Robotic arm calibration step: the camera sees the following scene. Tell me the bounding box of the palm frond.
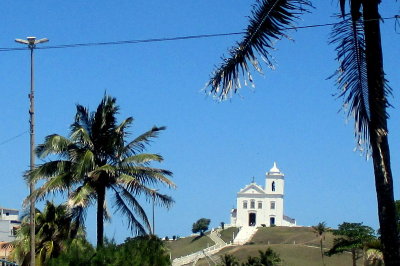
[69,206,87,238]
[35,134,73,158]
[121,153,164,165]
[74,104,92,136]
[330,15,370,151]
[69,124,94,149]
[68,183,95,208]
[75,149,95,178]
[206,0,312,100]
[119,165,175,188]
[27,160,73,183]
[25,173,73,206]
[122,126,166,155]
[112,186,148,235]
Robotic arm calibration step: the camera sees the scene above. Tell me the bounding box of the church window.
[258,202,262,209]
[250,200,255,209]
[243,201,248,209]
[270,201,276,210]
[272,181,275,191]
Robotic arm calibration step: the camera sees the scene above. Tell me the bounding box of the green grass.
[196,244,362,266]
[219,227,240,244]
[175,226,361,266]
[251,226,335,248]
[165,234,215,260]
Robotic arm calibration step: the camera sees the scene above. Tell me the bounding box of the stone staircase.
[233,226,258,245]
[172,229,228,266]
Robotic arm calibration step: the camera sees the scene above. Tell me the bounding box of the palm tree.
[10,201,82,265]
[312,222,327,266]
[258,248,281,265]
[27,95,175,247]
[219,254,239,266]
[206,1,399,264]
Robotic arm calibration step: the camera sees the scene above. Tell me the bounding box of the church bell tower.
[265,162,285,195]
[265,162,285,226]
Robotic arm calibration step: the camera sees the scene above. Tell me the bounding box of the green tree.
[49,235,171,266]
[326,222,375,266]
[312,222,328,266]
[257,248,281,266]
[206,1,399,264]
[192,218,211,236]
[28,95,175,247]
[10,201,83,265]
[219,254,239,266]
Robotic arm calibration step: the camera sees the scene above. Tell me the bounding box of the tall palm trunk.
[319,238,325,266]
[363,1,400,265]
[96,185,106,248]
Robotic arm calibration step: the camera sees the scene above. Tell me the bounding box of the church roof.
[238,183,265,195]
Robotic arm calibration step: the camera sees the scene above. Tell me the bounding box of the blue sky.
[0,1,399,244]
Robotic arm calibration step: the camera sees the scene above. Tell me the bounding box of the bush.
[49,236,171,266]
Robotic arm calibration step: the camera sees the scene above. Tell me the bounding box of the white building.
[0,207,20,242]
[230,163,296,227]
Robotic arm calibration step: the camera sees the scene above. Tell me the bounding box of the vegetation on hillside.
[312,221,328,266]
[326,222,376,266]
[48,235,170,266]
[192,218,211,236]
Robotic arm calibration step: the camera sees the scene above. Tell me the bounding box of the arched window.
[250,200,255,209]
[272,181,276,192]
[270,201,276,210]
[243,201,248,209]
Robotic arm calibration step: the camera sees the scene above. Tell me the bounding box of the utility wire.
[0,131,28,146]
[0,15,397,52]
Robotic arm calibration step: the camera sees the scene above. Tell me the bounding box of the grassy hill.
[167,226,362,266]
[165,233,215,260]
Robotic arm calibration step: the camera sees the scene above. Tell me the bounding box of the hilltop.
[166,226,361,266]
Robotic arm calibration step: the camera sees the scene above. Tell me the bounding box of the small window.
[243,201,248,209]
[5,212,9,216]
[250,200,255,209]
[272,181,275,192]
[258,202,262,209]
[270,201,276,210]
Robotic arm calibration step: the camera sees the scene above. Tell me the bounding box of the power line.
[0,15,397,52]
[0,131,28,146]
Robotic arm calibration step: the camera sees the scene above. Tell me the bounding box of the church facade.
[230,163,296,227]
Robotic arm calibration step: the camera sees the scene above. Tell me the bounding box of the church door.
[249,213,256,226]
[270,217,275,226]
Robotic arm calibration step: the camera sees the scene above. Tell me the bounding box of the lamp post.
[151,189,159,235]
[15,36,49,266]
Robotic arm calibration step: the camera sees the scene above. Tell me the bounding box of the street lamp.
[15,36,48,266]
[151,189,159,235]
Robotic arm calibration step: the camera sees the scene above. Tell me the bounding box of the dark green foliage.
[206,0,312,99]
[219,248,280,266]
[49,235,171,266]
[29,95,175,247]
[10,201,84,265]
[219,254,239,266]
[192,218,211,236]
[326,222,375,266]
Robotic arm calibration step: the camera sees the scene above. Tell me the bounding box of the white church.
[230,162,296,227]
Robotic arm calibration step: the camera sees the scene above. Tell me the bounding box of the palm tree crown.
[11,201,82,265]
[28,95,175,247]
